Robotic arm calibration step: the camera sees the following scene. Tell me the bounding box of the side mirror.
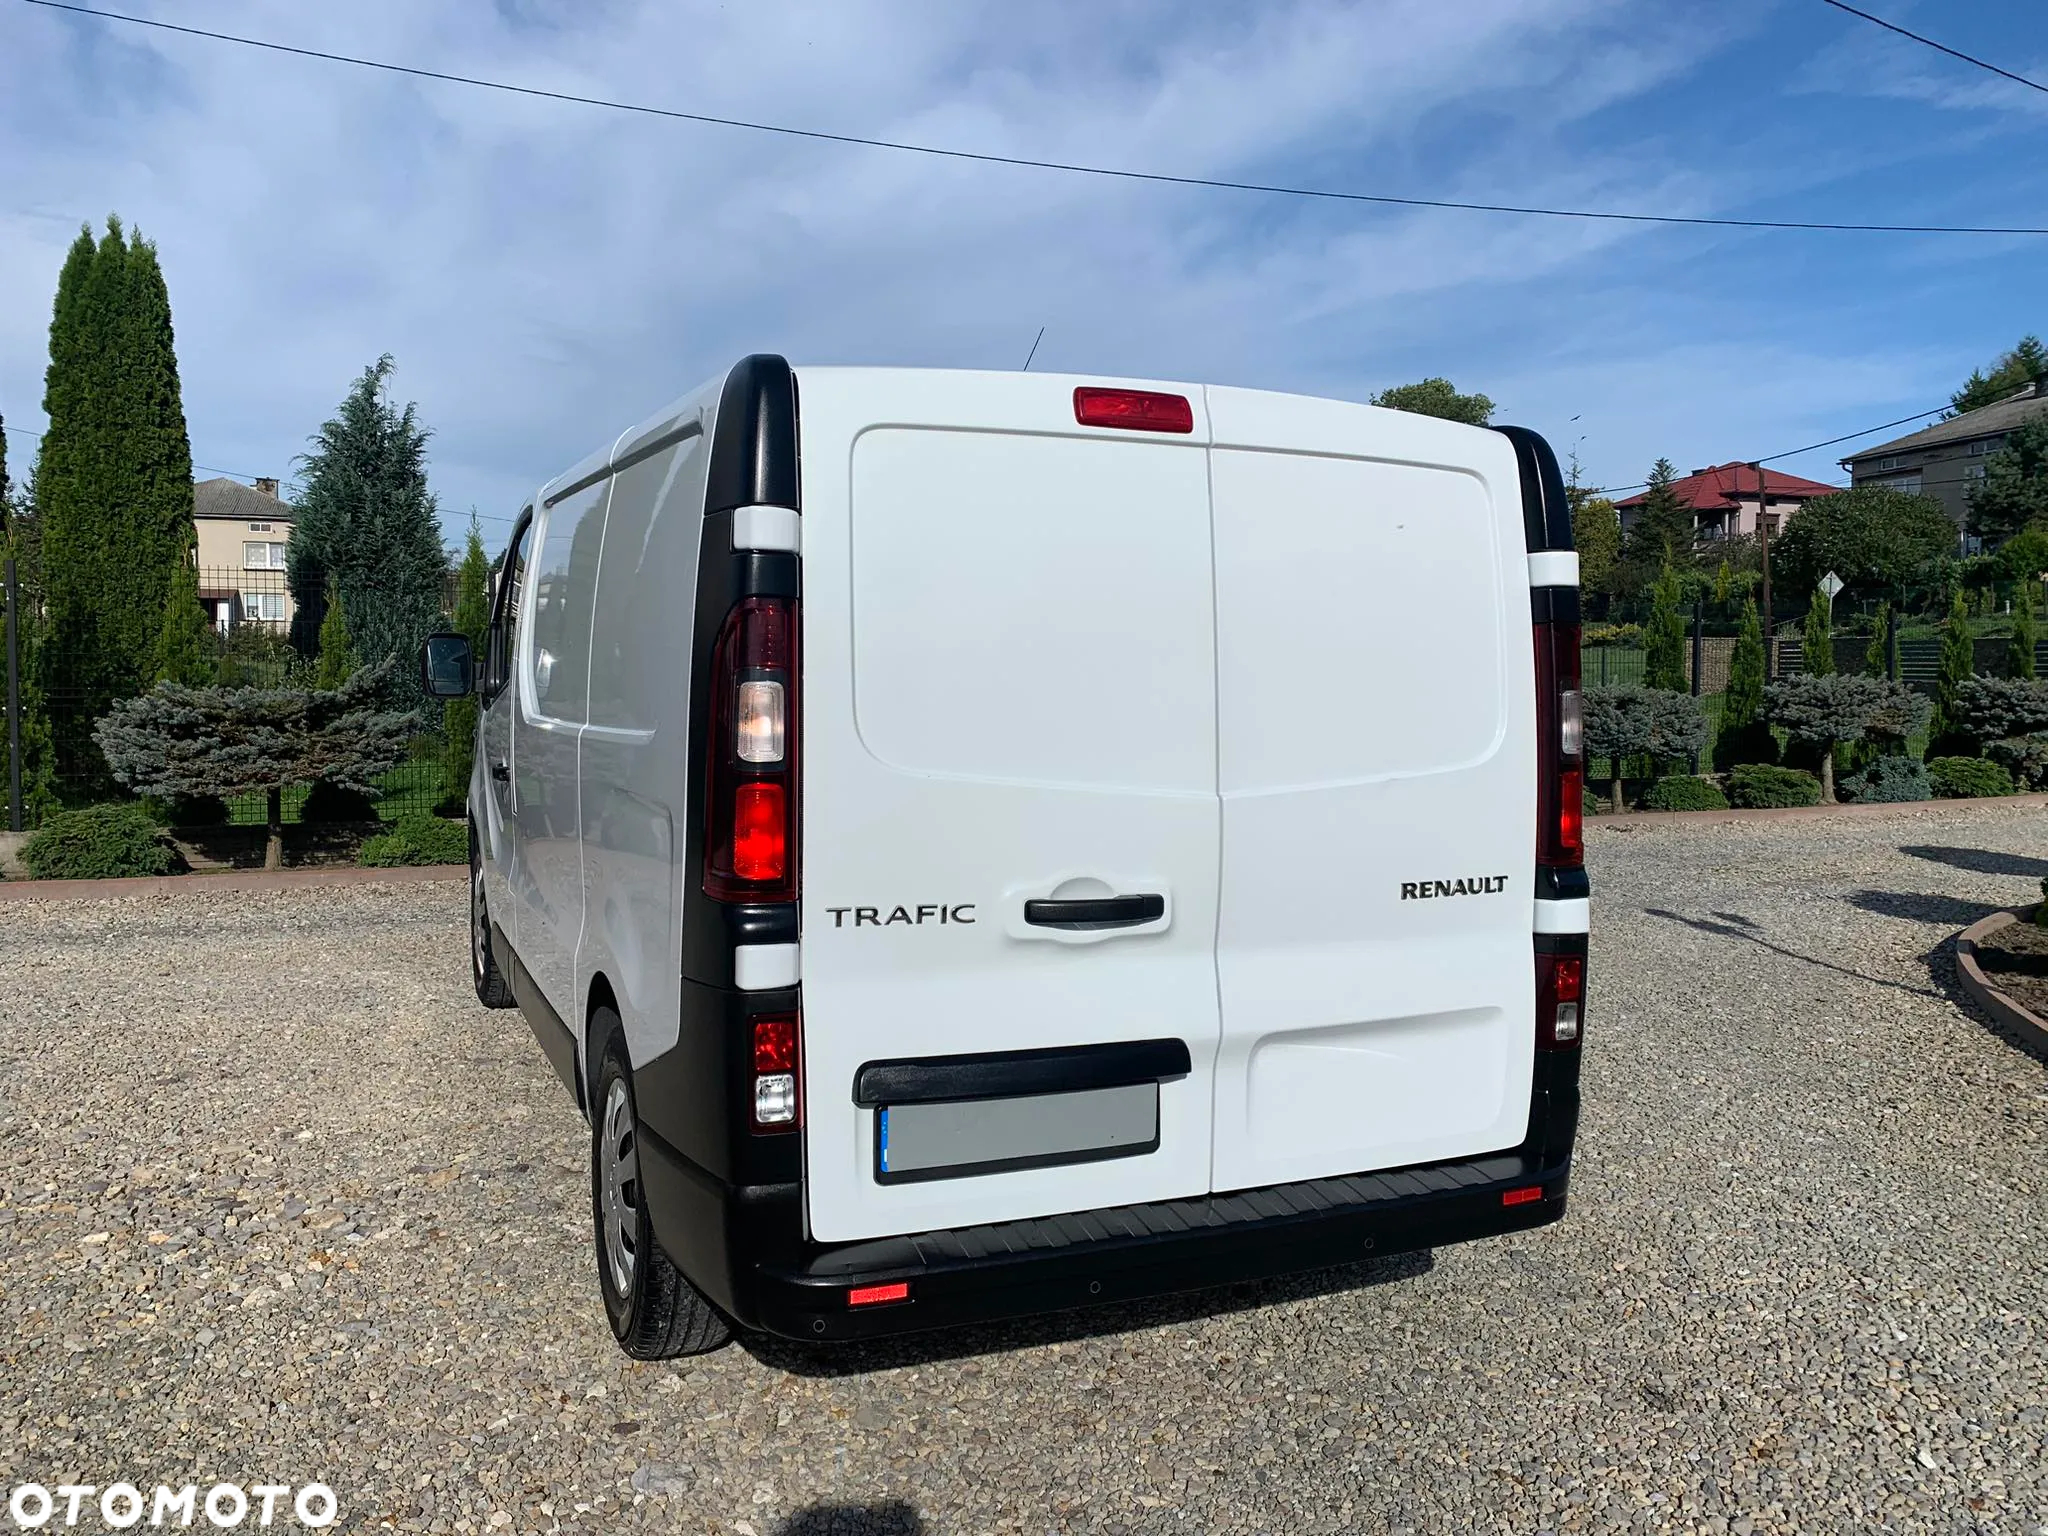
[420,632,474,698]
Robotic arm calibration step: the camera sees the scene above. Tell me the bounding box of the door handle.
[490,759,510,782]
[1023,894,1165,931]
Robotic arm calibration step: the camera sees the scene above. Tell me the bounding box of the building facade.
[1841,382,2048,543]
[193,476,295,631]
[1615,462,1837,543]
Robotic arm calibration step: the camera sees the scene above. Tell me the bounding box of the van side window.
[526,478,609,725]
[484,514,532,701]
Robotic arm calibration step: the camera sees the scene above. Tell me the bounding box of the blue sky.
[2,0,2045,549]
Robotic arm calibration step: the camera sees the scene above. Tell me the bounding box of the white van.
[422,355,1589,1357]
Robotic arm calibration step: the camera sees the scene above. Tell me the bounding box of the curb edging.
[1954,908,2048,1059]
[0,863,467,903]
[1590,790,2048,829]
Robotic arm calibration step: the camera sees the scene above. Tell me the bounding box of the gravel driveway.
[2,803,2045,1535]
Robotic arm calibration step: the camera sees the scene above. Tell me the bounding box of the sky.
[2,0,2045,550]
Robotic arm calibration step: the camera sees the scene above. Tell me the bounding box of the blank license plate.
[876,1083,1159,1184]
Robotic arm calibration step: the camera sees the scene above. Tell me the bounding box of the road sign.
[1820,571,1844,599]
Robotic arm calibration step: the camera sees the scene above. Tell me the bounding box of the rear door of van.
[1203,388,1536,1192]
[797,371,1223,1244]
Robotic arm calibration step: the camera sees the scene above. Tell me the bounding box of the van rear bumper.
[710,1151,1569,1342]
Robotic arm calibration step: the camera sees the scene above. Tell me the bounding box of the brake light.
[704,597,799,901]
[1536,949,1585,1050]
[750,1014,801,1132]
[1534,617,1583,866]
[1073,387,1194,434]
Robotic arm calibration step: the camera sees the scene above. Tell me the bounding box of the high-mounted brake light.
[704,597,799,902]
[750,1014,801,1132]
[1073,387,1194,434]
[1533,616,1583,867]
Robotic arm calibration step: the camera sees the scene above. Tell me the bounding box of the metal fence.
[6,566,451,831]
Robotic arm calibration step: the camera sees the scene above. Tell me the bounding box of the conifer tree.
[314,578,363,691]
[441,520,490,808]
[1865,600,1892,678]
[1802,586,1835,676]
[1621,459,1695,592]
[288,356,447,707]
[150,552,214,686]
[1643,566,1688,691]
[2008,580,2038,680]
[1930,586,1976,753]
[1715,597,1774,770]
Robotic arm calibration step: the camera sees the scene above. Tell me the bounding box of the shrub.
[1927,756,2015,799]
[1582,784,1603,819]
[1582,686,1711,809]
[1642,775,1729,811]
[1837,755,1931,804]
[1726,764,1822,809]
[302,779,380,823]
[1583,622,1643,647]
[21,803,183,880]
[1953,676,2048,744]
[1984,732,2048,790]
[358,814,467,868]
[1764,672,1931,802]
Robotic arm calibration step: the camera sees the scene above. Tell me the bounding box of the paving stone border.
[0,862,464,902]
[1954,907,2048,1059]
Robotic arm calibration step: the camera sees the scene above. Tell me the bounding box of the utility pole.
[1690,594,1705,773]
[1755,461,1773,680]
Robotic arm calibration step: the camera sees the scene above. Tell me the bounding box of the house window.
[1969,436,2004,456]
[243,541,288,569]
[1870,473,1923,493]
[241,591,287,623]
[1966,465,1987,481]
[248,521,274,532]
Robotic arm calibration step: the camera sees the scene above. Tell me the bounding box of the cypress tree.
[1930,587,1976,754]
[288,356,447,709]
[440,519,490,809]
[1643,566,1688,691]
[1802,586,1835,676]
[1865,601,1892,678]
[1715,597,1774,770]
[314,578,363,690]
[150,553,215,686]
[2007,580,2038,680]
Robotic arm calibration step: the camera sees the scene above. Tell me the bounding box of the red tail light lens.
[1536,949,1585,1050]
[1073,387,1195,434]
[847,1281,910,1308]
[704,597,799,901]
[750,1014,801,1132]
[1534,619,1583,866]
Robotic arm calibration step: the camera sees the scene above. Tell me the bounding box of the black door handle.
[1023,894,1165,931]
[490,760,510,782]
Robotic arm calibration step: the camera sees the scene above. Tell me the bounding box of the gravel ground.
[1,802,2045,1536]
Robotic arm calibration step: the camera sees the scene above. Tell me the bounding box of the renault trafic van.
[421,355,1589,1357]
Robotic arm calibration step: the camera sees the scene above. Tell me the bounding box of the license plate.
[876,1083,1159,1184]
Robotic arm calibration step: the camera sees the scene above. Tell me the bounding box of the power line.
[1589,402,1949,497]
[1,419,268,483]
[21,0,2048,238]
[1815,0,2048,96]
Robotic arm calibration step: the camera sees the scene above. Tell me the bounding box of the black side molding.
[705,354,799,516]
[1492,425,1574,554]
[854,1038,1193,1108]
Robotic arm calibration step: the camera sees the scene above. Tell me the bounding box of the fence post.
[5,556,20,834]
[1689,596,1703,773]
[1887,596,1900,682]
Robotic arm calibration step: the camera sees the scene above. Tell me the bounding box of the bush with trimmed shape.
[1643,775,1730,811]
[1927,756,2015,799]
[1726,764,1823,809]
[21,803,183,880]
[1837,755,1931,804]
[1984,732,2048,790]
[358,814,467,868]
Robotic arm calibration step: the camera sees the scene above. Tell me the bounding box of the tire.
[469,826,515,1010]
[589,1013,733,1359]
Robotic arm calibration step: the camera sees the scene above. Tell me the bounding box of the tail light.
[1073,387,1195,434]
[704,596,799,902]
[750,1013,801,1132]
[1534,616,1583,866]
[1536,949,1584,1050]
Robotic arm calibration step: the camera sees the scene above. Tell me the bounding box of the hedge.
[21,804,183,880]
[1726,764,1822,809]
[1642,775,1730,811]
[1926,756,2015,799]
[1837,755,1931,804]
[358,815,467,867]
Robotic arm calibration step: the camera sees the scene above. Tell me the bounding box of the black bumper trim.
[735,1150,1569,1341]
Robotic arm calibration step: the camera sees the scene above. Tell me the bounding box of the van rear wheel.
[589,1015,732,1358]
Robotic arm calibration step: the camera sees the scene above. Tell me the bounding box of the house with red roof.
[1615,462,1838,544]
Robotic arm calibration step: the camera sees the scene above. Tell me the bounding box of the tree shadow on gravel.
[1643,908,1939,997]
[742,1250,1433,1378]
[773,1503,924,1536]
[1846,889,2011,928]
[1899,845,2048,879]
